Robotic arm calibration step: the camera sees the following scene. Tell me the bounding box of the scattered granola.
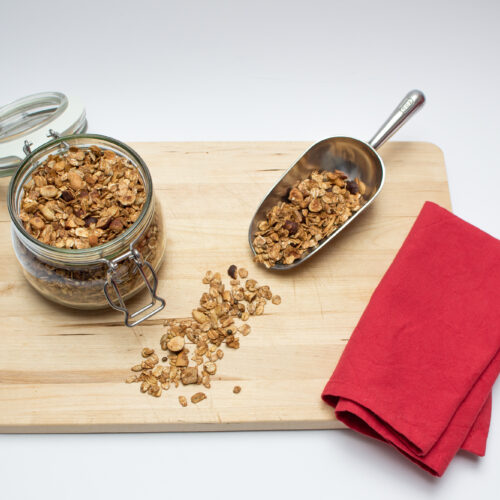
[142,347,154,358]
[126,265,281,403]
[233,386,241,394]
[253,169,366,267]
[191,392,207,404]
[20,145,145,249]
[239,324,251,336]
[181,367,198,385]
[204,362,217,375]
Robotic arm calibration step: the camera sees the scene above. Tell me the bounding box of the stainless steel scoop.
[249,89,425,270]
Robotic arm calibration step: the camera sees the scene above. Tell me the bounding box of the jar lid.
[0,92,87,178]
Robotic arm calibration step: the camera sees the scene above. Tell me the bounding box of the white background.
[1,0,499,498]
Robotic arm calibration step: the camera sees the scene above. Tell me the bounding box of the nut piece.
[238,268,248,279]
[109,218,124,232]
[288,187,303,202]
[271,295,281,305]
[233,386,241,394]
[40,205,55,221]
[191,392,207,404]
[181,367,198,385]
[68,171,84,190]
[175,350,189,367]
[40,185,59,198]
[179,395,188,407]
[166,336,185,353]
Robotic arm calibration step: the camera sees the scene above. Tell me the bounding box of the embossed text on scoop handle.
[368,90,425,150]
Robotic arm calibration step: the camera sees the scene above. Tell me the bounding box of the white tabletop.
[1,1,499,498]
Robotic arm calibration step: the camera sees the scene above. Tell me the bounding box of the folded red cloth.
[322,202,500,476]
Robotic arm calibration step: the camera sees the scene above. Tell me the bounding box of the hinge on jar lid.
[0,92,87,178]
[102,247,165,327]
[23,130,65,156]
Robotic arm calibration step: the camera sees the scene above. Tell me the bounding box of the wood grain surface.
[0,141,450,433]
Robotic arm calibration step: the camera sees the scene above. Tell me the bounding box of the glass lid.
[0,92,87,177]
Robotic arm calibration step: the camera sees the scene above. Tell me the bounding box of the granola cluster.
[253,169,366,267]
[126,265,281,405]
[19,145,145,249]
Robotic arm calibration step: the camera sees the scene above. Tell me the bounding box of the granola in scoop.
[253,169,366,267]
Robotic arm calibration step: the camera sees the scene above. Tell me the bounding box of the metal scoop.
[249,89,425,270]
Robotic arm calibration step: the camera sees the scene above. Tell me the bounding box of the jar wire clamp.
[102,247,165,327]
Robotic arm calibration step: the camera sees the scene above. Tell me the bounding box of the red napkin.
[322,202,500,476]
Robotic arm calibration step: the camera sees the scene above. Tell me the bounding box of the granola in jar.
[19,145,146,249]
[8,136,166,312]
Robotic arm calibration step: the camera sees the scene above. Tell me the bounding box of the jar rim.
[8,133,154,263]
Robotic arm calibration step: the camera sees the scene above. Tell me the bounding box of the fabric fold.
[322,202,500,476]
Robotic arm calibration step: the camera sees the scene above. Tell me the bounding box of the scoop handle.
[368,90,425,150]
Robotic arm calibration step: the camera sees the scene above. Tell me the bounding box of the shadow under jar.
[7,134,166,326]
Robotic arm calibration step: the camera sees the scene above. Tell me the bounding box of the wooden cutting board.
[0,141,450,433]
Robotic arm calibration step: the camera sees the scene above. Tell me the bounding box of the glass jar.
[1,94,166,327]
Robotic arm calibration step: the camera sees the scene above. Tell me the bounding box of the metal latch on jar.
[102,247,165,327]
